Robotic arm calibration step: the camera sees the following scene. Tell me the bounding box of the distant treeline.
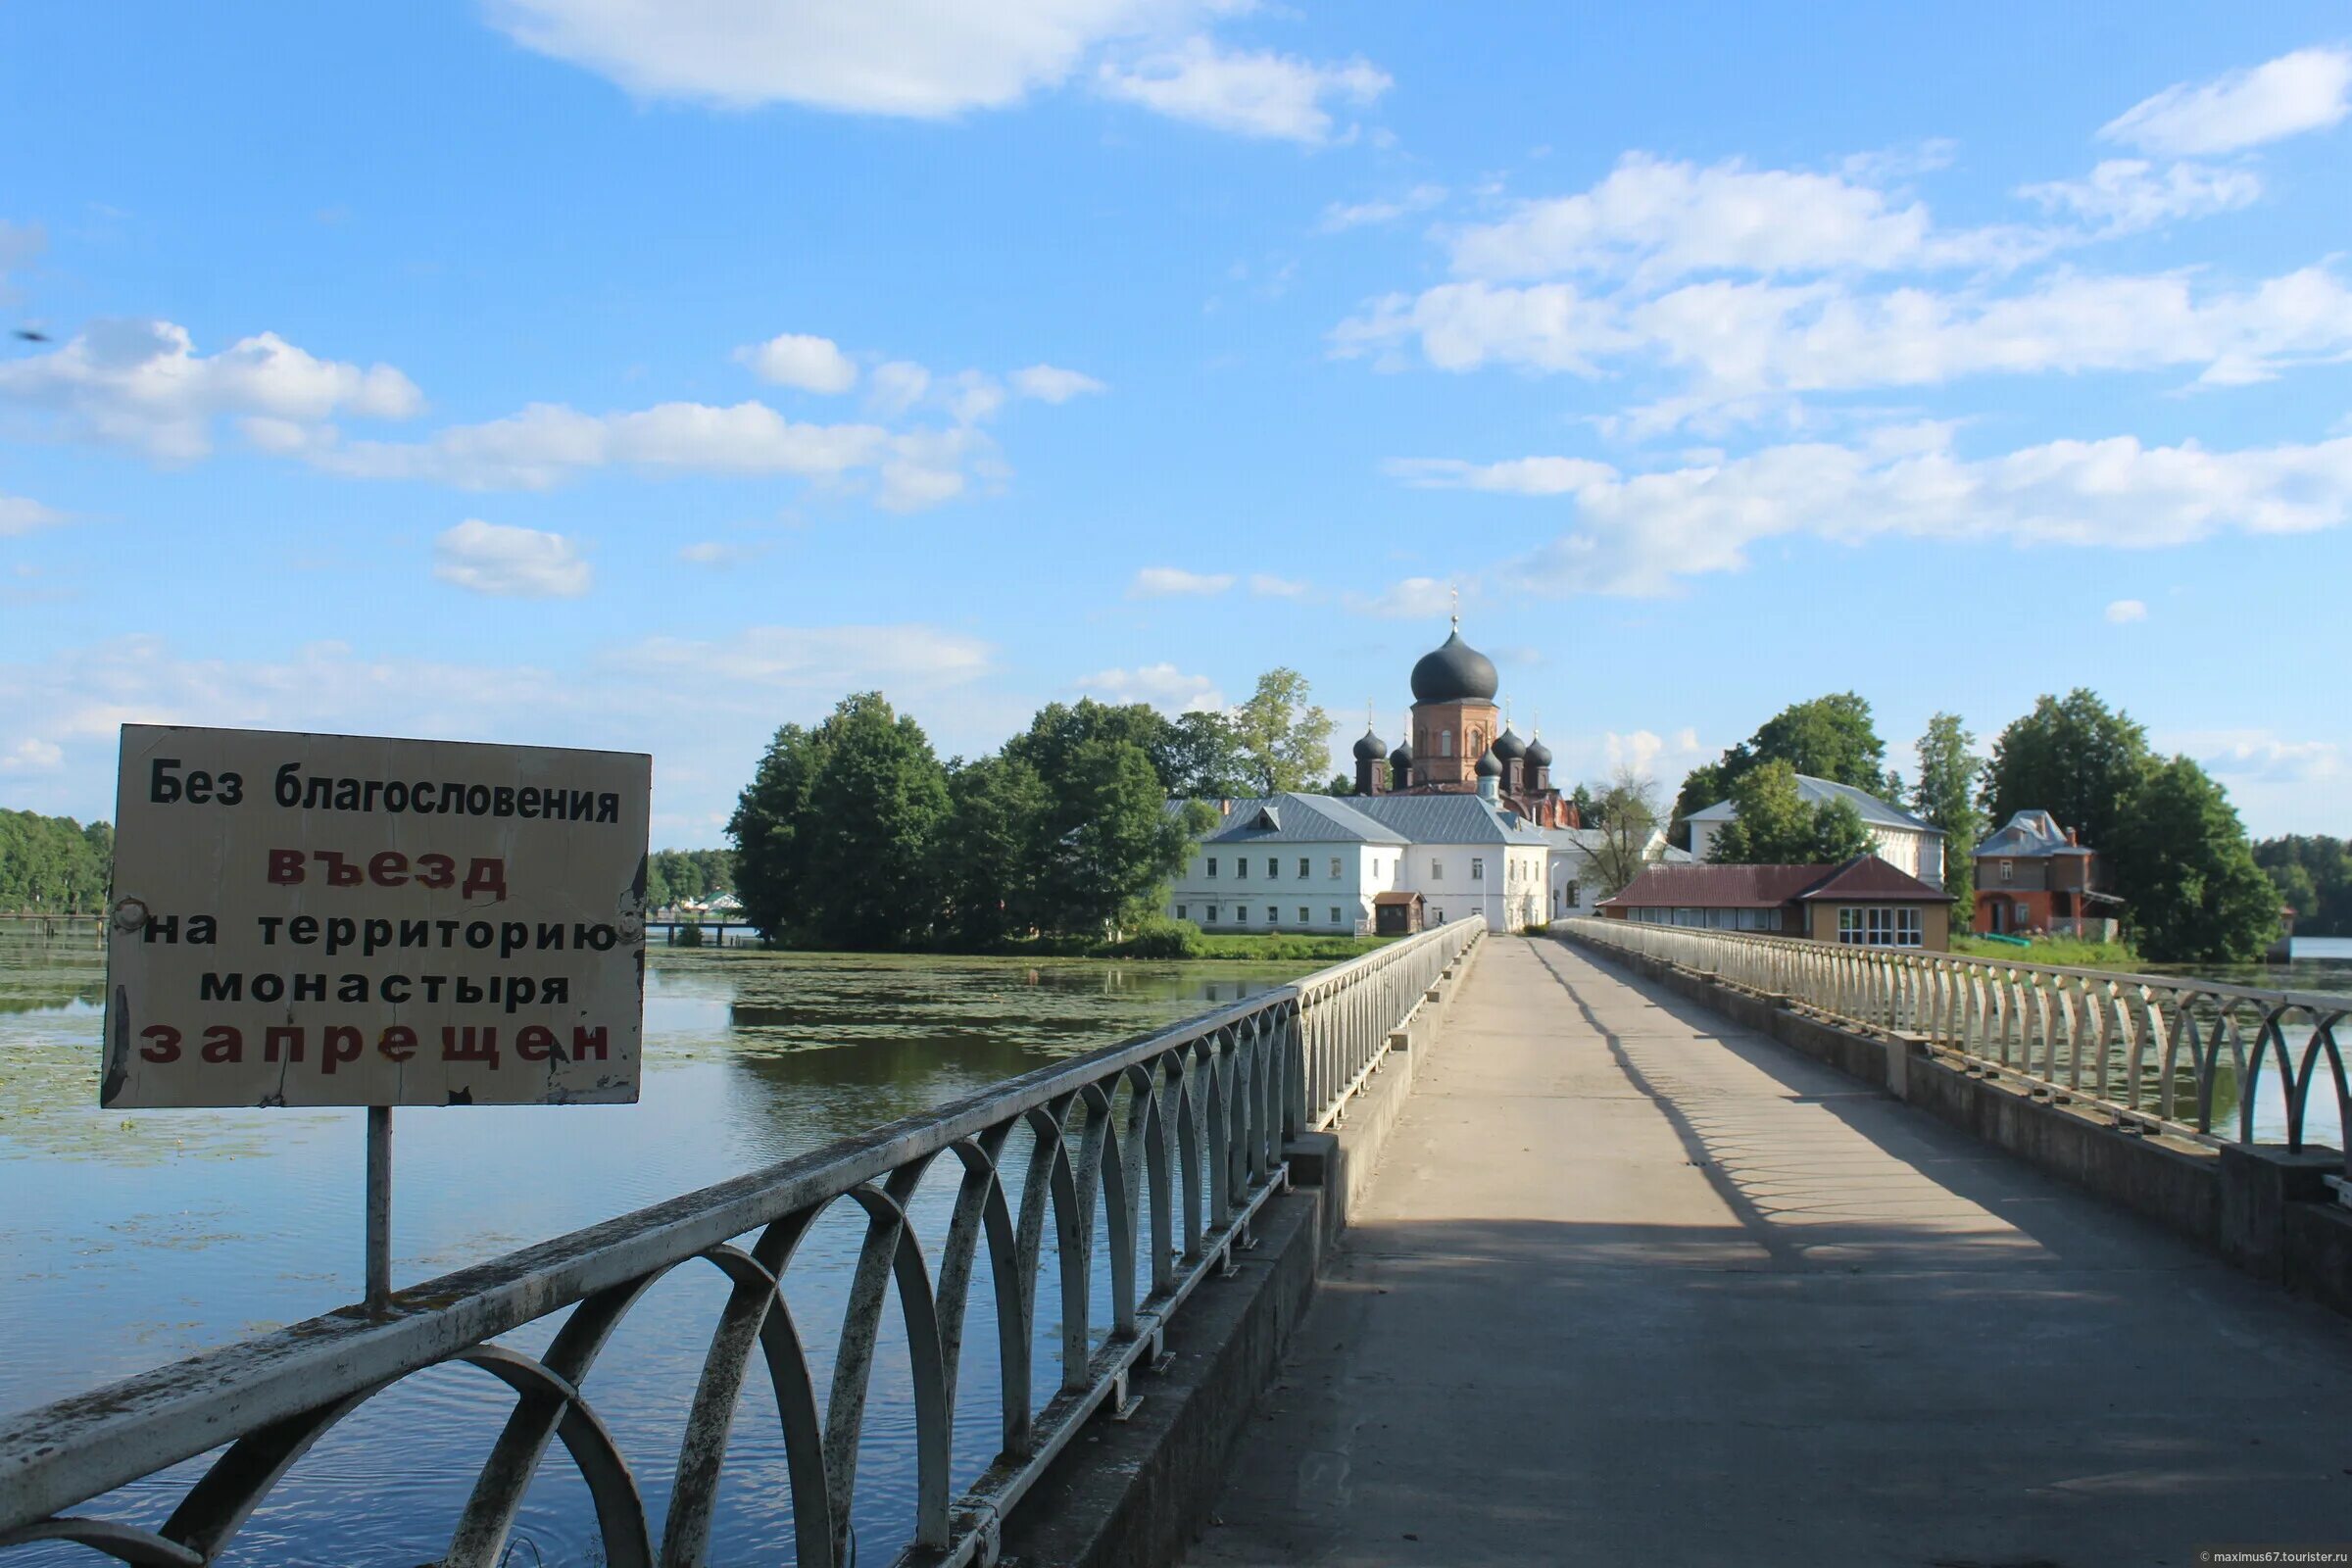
[647,849,735,909]
[0,809,114,915]
[2256,836,2352,937]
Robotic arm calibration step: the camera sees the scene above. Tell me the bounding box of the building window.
[1472,858,1486,881]
[1236,906,1250,924]
[1567,880,1581,907]
[1267,858,1279,879]
[1237,859,1248,879]
[1441,730,1454,757]
[1176,905,1188,921]
[1431,858,1445,881]
[1838,906,1924,948]
[1298,858,1310,880]
[1330,906,1342,924]
[1298,906,1310,924]
[1205,858,1217,878]
[1329,857,1342,879]
[1999,859,2013,883]
[1204,906,1219,924]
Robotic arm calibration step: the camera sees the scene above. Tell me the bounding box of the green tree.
[1707,760,1876,864]
[1585,767,1663,897]
[1231,668,1333,794]
[1671,692,1890,847]
[2107,757,2278,962]
[1038,739,1193,936]
[1009,700,1174,789]
[1981,689,2149,853]
[1156,710,1253,799]
[727,720,832,942]
[1569,782,1601,829]
[1912,712,1983,915]
[803,693,952,949]
[937,753,1051,946]
[0,809,115,914]
[2255,835,2352,936]
[1322,772,1356,796]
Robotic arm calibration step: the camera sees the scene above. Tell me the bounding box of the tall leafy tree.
[726,720,831,941]
[0,809,114,913]
[1707,760,1876,864]
[804,693,952,949]
[2107,757,2278,962]
[1156,710,1253,799]
[1039,739,1193,936]
[938,753,1052,947]
[1569,782,1601,829]
[2255,835,2352,936]
[1671,692,1890,845]
[1981,689,2149,852]
[1231,667,1333,795]
[1912,712,1983,914]
[1007,700,1173,789]
[1585,767,1663,897]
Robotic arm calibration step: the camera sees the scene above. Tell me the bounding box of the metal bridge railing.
[0,916,1481,1568]
[1562,917,2348,1177]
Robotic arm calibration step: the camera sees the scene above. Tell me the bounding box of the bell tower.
[1405,606,1500,790]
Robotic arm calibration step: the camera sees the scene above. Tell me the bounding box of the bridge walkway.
[1195,936,2352,1566]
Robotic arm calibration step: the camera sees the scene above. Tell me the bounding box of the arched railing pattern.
[0,917,1481,1568]
[1562,917,2348,1179]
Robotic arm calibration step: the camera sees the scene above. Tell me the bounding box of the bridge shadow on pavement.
[1192,937,2352,1568]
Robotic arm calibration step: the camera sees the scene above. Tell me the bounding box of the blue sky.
[2,2,2347,844]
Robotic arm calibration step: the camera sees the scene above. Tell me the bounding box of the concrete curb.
[998,934,1483,1568]
[1564,932,2352,1321]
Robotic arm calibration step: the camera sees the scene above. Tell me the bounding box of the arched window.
[1440,730,1453,757]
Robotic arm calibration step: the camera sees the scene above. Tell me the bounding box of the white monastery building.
[1682,775,1946,887]
[1164,619,1678,936]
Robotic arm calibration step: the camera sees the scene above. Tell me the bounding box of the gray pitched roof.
[1684,772,1939,835]
[1349,792,1551,845]
[1200,792,1409,846]
[1974,808,2092,858]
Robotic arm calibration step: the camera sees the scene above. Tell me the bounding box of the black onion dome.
[1524,734,1553,767]
[1389,738,1414,765]
[1492,727,1526,760]
[1352,728,1388,760]
[1475,749,1503,777]
[1409,629,1500,704]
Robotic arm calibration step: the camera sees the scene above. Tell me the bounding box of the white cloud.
[678,540,767,567]
[2100,46,2352,156]
[945,370,1004,425]
[0,737,64,774]
[1404,424,2352,597]
[489,0,1167,116]
[736,332,858,393]
[868,361,933,417]
[2018,159,2261,235]
[1009,364,1107,402]
[432,519,594,599]
[2104,598,2148,624]
[1248,572,1310,598]
[632,623,994,690]
[1319,183,1446,232]
[1339,264,2352,420]
[1344,575,1456,618]
[1385,455,1619,495]
[307,400,893,489]
[1098,37,1390,144]
[1442,152,2042,286]
[0,494,65,537]
[1130,565,1235,598]
[2171,729,2343,786]
[1075,662,1225,711]
[1605,727,1704,779]
[0,318,422,461]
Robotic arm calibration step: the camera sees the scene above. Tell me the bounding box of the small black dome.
[1492,727,1526,760]
[1524,735,1553,767]
[1475,749,1502,777]
[1409,629,1500,704]
[1389,738,1414,764]
[1352,728,1388,760]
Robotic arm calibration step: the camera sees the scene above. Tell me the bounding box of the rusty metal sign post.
[104,724,653,1312]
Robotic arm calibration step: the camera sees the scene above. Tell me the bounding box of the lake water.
[0,922,1304,1566]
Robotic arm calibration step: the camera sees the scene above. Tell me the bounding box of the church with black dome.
[1348,615,1580,829]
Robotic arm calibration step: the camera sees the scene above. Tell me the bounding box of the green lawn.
[1949,932,2140,969]
[1138,932,1398,962]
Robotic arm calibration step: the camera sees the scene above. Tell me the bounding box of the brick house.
[1971,810,2122,939]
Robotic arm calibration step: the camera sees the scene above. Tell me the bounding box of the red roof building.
[1597,854,1957,950]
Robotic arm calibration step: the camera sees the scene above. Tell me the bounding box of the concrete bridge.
[1186,936,2352,1566]
[7,919,2349,1566]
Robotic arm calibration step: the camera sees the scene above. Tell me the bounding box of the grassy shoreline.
[1949,933,2139,968]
